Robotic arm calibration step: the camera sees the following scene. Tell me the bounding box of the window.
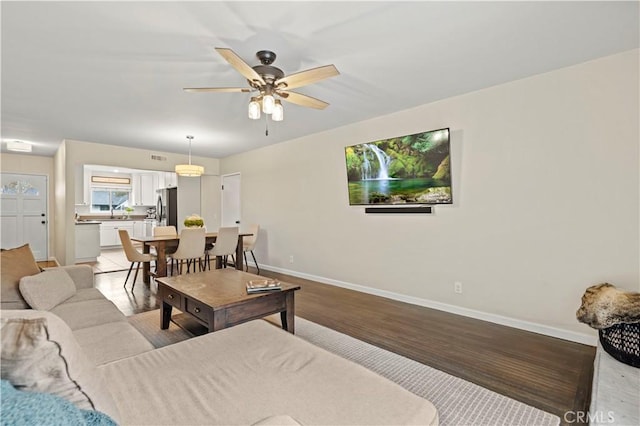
[91,188,131,213]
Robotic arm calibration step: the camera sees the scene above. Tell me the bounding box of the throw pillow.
[1,380,116,426]
[19,268,77,310]
[0,243,41,309]
[0,310,122,423]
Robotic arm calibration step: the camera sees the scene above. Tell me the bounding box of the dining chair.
[242,224,260,274]
[119,229,157,291]
[171,227,206,274]
[206,227,239,270]
[153,225,178,275]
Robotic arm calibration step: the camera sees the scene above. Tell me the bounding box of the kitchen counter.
[78,215,147,222]
[75,220,102,225]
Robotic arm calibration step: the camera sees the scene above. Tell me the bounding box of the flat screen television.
[344,127,452,205]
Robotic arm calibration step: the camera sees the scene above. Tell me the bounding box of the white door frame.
[221,173,241,228]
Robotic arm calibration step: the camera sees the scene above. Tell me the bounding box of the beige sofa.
[1,246,438,425]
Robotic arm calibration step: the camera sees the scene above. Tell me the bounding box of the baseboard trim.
[256,263,597,346]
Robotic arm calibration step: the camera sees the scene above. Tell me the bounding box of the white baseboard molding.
[256,262,597,346]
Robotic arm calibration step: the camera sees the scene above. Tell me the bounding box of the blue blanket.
[1,380,116,426]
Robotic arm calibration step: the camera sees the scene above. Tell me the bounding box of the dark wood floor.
[95,265,595,425]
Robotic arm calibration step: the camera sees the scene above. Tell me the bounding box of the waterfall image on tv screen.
[344,128,452,205]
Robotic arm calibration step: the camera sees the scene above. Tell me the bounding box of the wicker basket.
[599,322,640,368]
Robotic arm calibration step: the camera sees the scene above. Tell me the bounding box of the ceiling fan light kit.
[175,135,204,177]
[184,48,339,127]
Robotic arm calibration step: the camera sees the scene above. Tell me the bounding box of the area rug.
[128,310,560,426]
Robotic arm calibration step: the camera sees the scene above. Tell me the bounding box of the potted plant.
[184,214,204,228]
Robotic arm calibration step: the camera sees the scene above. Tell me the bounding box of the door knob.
[41,221,46,224]
[41,213,45,217]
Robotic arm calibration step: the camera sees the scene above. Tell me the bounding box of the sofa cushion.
[50,299,126,330]
[0,310,121,422]
[0,244,41,309]
[48,265,95,290]
[100,320,438,425]
[73,322,154,366]
[1,380,116,426]
[64,288,108,304]
[19,269,77,310]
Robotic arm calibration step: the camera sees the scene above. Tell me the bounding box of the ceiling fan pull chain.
[265,114,269,136]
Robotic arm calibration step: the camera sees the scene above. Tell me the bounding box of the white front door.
[221,173,241,228]
[0,173,48,260]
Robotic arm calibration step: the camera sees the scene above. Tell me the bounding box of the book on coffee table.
[246,279,282,293]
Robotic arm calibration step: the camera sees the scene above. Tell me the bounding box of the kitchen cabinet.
[141,174,156,205]
[75,222,100,262]
[100,221,134,247]
[133,221,145,238]
[132,173,157,206]
[158,172,177,189]
[145,220,156,237]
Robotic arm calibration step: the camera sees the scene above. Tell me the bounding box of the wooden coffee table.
[156,269,301,334]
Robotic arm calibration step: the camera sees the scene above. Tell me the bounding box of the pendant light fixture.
[175,135,204,177]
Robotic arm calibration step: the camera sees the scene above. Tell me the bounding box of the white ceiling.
[2,1,638,158]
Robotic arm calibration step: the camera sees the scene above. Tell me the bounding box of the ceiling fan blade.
[215,47,266,86]
[275,65,339,90]
[277,90,329,110]
[183,87,251,93]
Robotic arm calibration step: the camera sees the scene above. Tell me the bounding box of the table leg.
[156,243,167,278]
[161,301,172,330]
[280,291,295,334]
[210,309,224,333]
[235,235,244,270]
[142,243,151,284]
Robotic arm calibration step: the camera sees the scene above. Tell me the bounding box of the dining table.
[131,231,253,284]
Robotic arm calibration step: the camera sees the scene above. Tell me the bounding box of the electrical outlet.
[289,255,294,263]
[454,282,463,294]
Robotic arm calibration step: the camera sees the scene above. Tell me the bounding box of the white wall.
[201,174,221,232]
[221,49,640,344]
[176,175,201,232]
[0,153,56,259]
[54,142,67,266]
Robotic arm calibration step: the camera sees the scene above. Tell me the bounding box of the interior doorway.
[0,173,48,260]
[221,173,241,228]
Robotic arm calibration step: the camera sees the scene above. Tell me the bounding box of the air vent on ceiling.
[151,154,167,161]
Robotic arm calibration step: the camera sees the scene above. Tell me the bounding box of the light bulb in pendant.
[272,100,283,121]
[262,94,275,114]
[248,97,261,120]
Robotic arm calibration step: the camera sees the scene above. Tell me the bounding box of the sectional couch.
[0,244,439,425]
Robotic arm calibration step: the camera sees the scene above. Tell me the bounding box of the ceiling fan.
[183,48,340,116]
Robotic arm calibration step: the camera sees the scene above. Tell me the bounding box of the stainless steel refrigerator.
[156,187,177,228]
